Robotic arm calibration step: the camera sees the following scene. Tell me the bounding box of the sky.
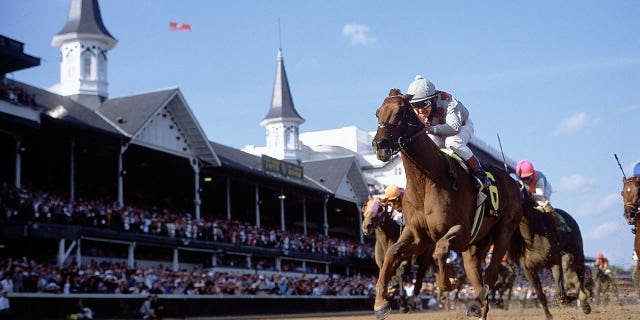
[2,0,640,268]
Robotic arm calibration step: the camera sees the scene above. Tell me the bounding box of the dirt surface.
[233,302,640,320]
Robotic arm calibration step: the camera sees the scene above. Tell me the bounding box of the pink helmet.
[597,252,604,259]
[516,160,535,178]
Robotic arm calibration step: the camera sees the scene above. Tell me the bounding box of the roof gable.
[100,88,220,166]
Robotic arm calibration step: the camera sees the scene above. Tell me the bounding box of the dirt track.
[243,302,640,320]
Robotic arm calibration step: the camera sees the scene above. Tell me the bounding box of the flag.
[170,22,191,31]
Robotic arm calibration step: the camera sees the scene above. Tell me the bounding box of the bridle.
[372,95,458,190]
[372,95,426,156]
[622,178,640,225]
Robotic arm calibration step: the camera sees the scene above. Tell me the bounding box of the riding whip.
[614,153,627,179]
[496,133,509,173]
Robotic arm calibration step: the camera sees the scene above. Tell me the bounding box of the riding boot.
[465,156,492,189]
[543,203,565,232]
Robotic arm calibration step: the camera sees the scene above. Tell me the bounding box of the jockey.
[515,160,567,232]
[383,185,405,227]
[634,161,640,177]
[406,75,491,189]
[595,252,611,274]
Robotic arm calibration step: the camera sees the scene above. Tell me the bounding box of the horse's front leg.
[433,225,463,291]
[374,229,419,320]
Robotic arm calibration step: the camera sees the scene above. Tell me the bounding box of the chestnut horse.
[362,197,465,312]
[371,90,523,319]
[621,176,640,298]
[362,197,432,313]
[509,192,591,319]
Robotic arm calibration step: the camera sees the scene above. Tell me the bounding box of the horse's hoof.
[374,303,391,320]
[400,306,410,313]
[466,301,482,318]
[582,303,591,314]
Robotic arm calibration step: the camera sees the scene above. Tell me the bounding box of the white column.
[255,185,261,228]
[117,142,128,208]
[191,159,201,221]
[58,238,66,267]
[173,248,179,271]
[70,139,75,201]
[14,137,22,189]
[279,190,285,231]
[76,239,81,268]
[323,194,329,236]
[302,197,307,236]
[128,242,136,268]
[356,202,364,244]
[226,177,232,220]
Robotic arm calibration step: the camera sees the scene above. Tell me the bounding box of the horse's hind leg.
[523,267,553,320]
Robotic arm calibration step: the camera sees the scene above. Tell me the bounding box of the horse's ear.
[389,88,402,96]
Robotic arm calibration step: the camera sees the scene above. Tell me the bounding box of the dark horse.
[489,260,516,310]
[362,197,432,313]
[594,267,622,305]
[621,175,640,298]
[509,192,591,319]
[371,90,523,319]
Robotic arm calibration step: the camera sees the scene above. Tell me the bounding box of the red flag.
[169,22,191,31]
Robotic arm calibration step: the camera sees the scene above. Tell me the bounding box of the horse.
[489,261,517,310]
[593,267,622,305]
[362,197,432,313]
[621,175,640,298]
[562,253,593,309]
[371,89,524,320]
[434,257,467,311]
[509,191,591,319]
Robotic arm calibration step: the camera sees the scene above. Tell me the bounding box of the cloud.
[342,24,377,46]
[585,221,624,240]
[553,112,600,135]
[573,192,619,217]
[556,174,596,192]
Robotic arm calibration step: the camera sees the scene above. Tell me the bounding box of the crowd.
[0,257,378,298]
[0,80,37,107]
[0,184,374,260]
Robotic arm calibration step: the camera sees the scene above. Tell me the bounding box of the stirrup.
[476,192,487,207]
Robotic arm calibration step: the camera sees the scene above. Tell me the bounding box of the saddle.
[439,148,500,243]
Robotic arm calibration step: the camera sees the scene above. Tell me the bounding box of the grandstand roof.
[303,156,369,204]
[0,35,41,75]
[209,141,331,194]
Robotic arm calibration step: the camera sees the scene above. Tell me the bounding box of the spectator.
[0,290,9,319]
[139,295,157,320]
[70,298,93,320]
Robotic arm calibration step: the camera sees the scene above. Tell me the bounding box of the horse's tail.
[508,225,525,263]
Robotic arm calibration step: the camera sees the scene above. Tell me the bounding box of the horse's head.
[362,197,390,236]
[372,89,425,162]
[621,176,640,225]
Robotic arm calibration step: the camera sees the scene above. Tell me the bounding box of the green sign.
[262,155,304,180]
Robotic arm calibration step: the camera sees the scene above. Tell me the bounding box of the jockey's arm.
[391,210,404,227]
[431,98,464,136]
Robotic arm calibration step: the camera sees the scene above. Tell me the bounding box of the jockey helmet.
[407,75,436,104]
[384,185,403,201]
[633,161,640,177]
[597,252,604,259]
[516,160,535,178]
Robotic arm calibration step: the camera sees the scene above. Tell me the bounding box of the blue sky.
[3,0,640,268]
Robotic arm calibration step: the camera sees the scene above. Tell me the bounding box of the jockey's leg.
[444,122,491,189]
